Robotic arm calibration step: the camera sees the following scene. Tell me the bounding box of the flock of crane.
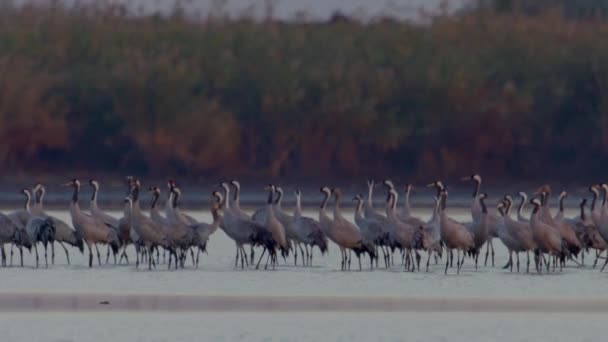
[0,174,607,274]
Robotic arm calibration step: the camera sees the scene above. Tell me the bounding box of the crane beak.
[459,176,470,181]
[426,183,435,188]
[61,182,73,187]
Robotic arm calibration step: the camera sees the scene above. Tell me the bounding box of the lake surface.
[0,209,606,341]
[11,0,469,21]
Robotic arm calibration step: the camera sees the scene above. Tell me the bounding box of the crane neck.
[403,188,411,215]
[275,190,283,207]
[91,185,98,202]
[172,191,180,209]
[518,197,526,217]
[71,185,79,204]
[24,192,31,211]
[320,192,330,210]
[355,198,363,214]
[580,201,586,220]
[504,199,512,216]
[132,186,140,203]
[223,186,231,209]
[333,193,341,216]
[591,191,598,210]
[233,186,239,205]
[473,180,481,198]
[151,193,159,209]
[295,194,302,217]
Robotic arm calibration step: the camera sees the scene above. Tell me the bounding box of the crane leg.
[234,247,239,267]
[309,246,314,266]
[450,250,454,268]
[44,243,48,268]
[94,244,101,266]
[240,247,246,269]
[1,246,5,267]
[51,242,55,265]
[593,250,600,268]
[303,245,309,267]
[456,249,461,275]
[242,247,249,267]
[135,245,140,269]
[445,249,450,275]
[19,246,23,267]
[490,240,495,267]
[516,252,520,273]
[426,250,432,272]
[348,250,352,270]
[59,242,70,265]
[484,241,490,267]
[381,246,388,268]
[167,249,172,270]
[264,252,271,270]
[601,254,608,272]
[34,244,39,268]
[255,248,266,270]
[416,250,421,271]
[88,244,93,268]
[196,247,202,268]
[10,244,14,267]
[148,246,153,270]
[106,246,110,264]
[358,253,362,271]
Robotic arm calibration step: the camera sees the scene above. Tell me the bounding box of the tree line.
[0,1,607,181]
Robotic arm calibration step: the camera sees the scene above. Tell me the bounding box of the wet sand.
[2,293,608,313]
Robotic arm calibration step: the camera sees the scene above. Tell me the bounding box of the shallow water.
[0,209,605,341]
[1,312,606,342]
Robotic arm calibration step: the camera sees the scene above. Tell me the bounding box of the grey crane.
[219,182,276,269]
[89,180,120,264]
[292,189,328,266]
[438,189,475,275]
[0,213,24,267]
[461,174,499,267]
[529,197,566,273]
[6,189,33,266]
[128,179,170,270]
[190,191,224,267]
[32,184,83,265]
[64,179,120,268]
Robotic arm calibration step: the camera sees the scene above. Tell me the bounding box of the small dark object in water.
[99,300,110,305]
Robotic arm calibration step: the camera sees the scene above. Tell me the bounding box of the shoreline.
[1,293,608,313]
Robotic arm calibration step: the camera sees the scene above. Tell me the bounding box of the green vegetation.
[0,2,607,180]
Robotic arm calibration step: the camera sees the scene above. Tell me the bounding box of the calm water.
[1,312,606,342]
[12,0,469,20]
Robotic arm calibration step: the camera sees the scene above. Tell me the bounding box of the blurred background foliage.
[0,0,607,181]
